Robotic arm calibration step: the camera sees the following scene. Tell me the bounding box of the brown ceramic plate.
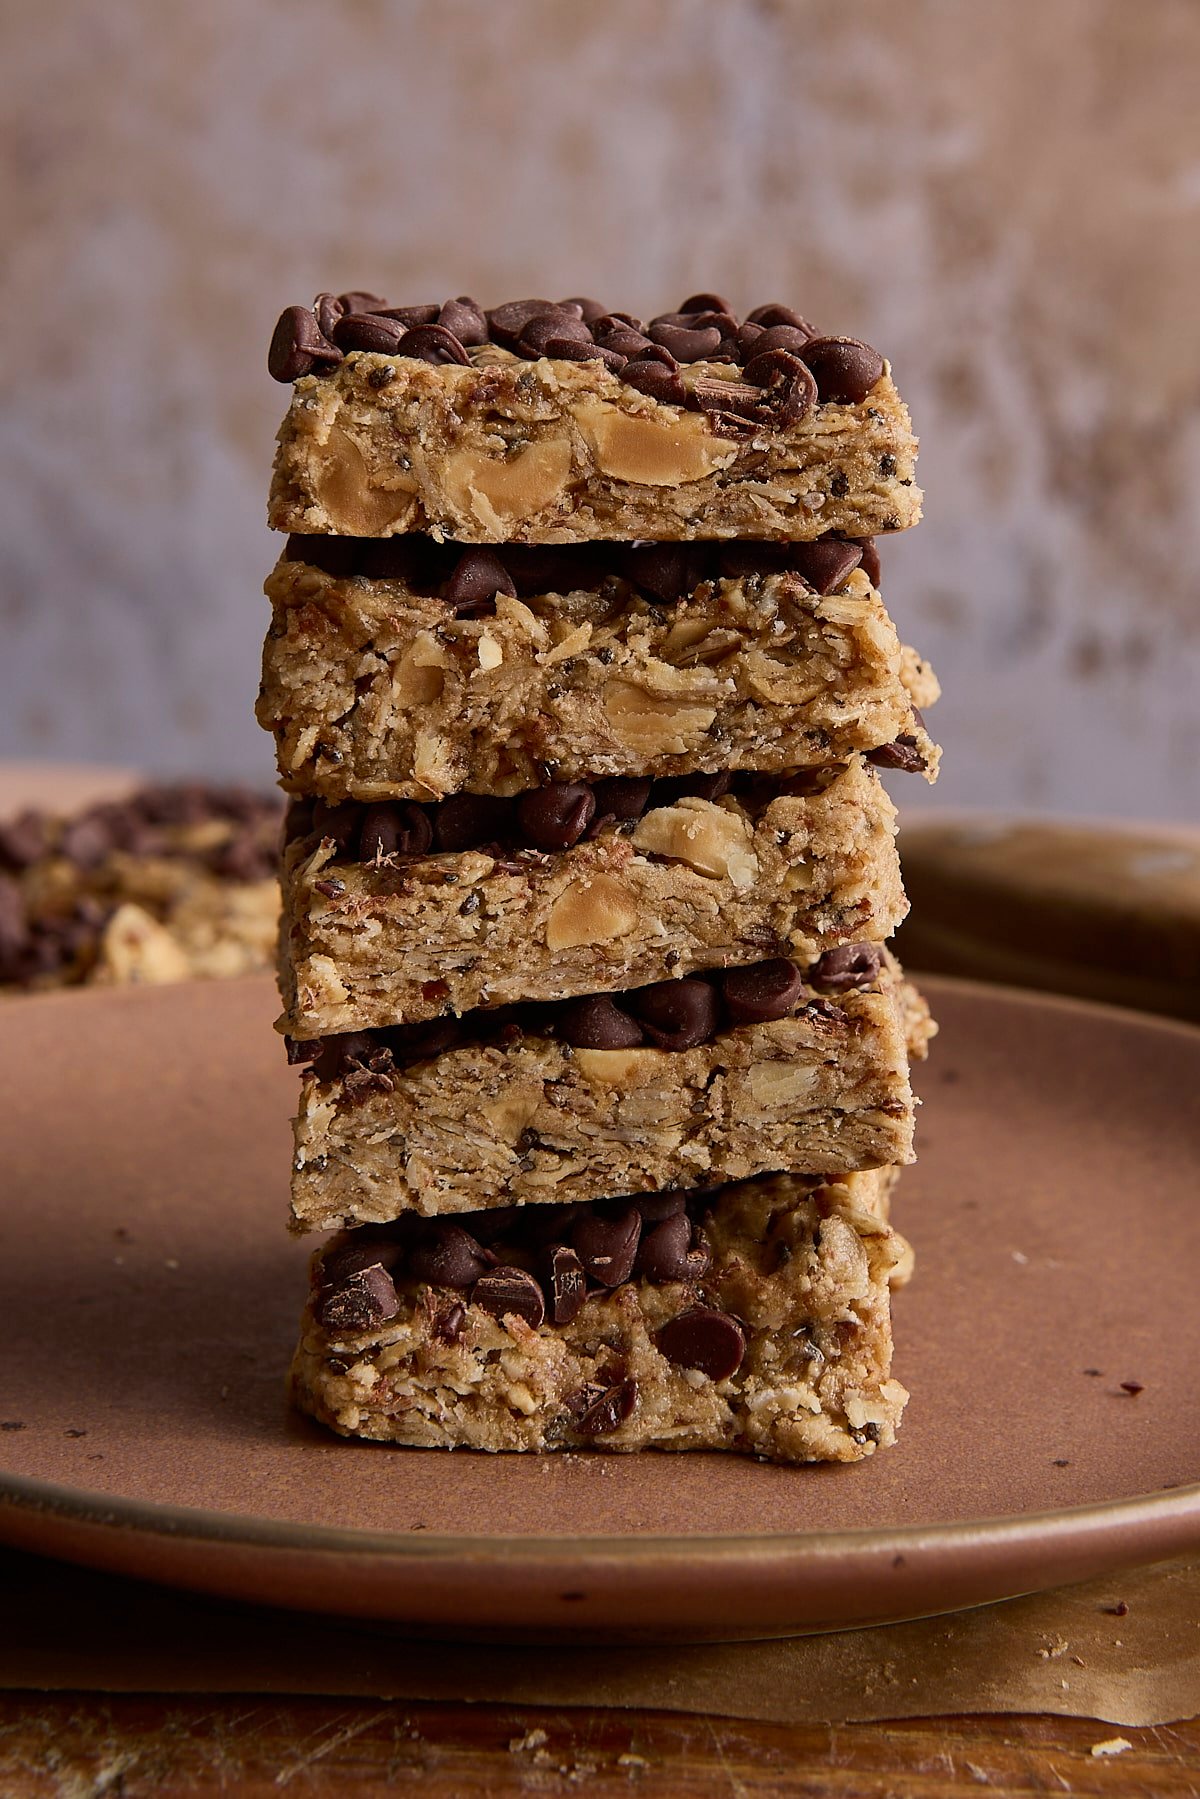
[1,975,1198,1642]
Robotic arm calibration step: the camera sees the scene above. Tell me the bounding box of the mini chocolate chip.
[485,298,563,348]
[313,292,345,338]
[721,959,806,1025]
[548,1244,587,1324]
[879,452,897,478]
[622,358,688,404]
[337,290,389,314]
[809,943,882,992]
[409,1222,494,1289]
[572,1206,641,1287]
[866,735,926,773]
[332,312,411,354]
[576,1378,638,1436]
[358,802,434,860]
[472,1265,546,1329]
[437,296,488,344]
[741,347,818,424]
[789,538,863,595]
[518,312,594,355]
[589,777,653,823]
[800,336,885,403]
[746,302,815,333]
[657,1306,745,1380]
[434,1301,467,1344]
[515,781,596,851]
[637,1211,709,1283]
[556,994,645,1050]
[627,977,719,1050]
[647,320,723,362]
[433,793,514,852]
[319,1262,400,1332]
[678,292,734,316]
[443,548,517,614]
[859,538,881,587]
[396,323,470,365]
[621,542,708,602]
[268,305,344,382]
[829,471,850,498]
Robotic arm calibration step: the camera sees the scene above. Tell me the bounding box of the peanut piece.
[441,439,573,529]
[603,680,717,754]
[545,875,639,950]
[313,426,416,535]
[573,400,736,486]
[483,1086,543,1143]
[573,1046,667,1085]
[746,1061,820,1109]
[633,799,760,888]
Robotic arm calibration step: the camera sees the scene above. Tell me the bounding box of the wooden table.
[2,776,1198,1794]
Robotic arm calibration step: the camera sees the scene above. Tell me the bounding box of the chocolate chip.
[678,292,734,315]
[548,1245,587,1324]
[650,771,731,806]
[485,299,563,348]
[808,943,882,992]
[434,1301,467,1344]
[471,1265,545,1329]
[572,1206,641,1287]
[721,958,806,1025]
[789,538,863,595]
[284,534,361,577]
[515,781,596,851]
[596,325,653,358]
[543,337,627,372]
[371,303,441,327]
[621,543,708,602]
[589,777,653,823]
[632,1191,688,1224]
[358,802,434,861]
[313,292,345,338]
[859,538,881,587]
[647,320,723,362]
[637,1211,710,1283]
[319,1262,400,1332]
[657,1306,745,1379]
[689,378,762,419]
[626,977,719,1050]
[337,290,389,314]
[741,348,818,425]
[392,324,467,365]
[746,324,812,358]
[576,1378,638,1436]
[0,810,49,870]
[559,296,609,323]
[385,1016,464,1064]
[409,1222,494,1289]
[268,305,343,381]
[443,548,517,614]
[433,793,514,852]
[518,312,594,356]
[745,303,815,334]
[800,336,885,403]
[621,358,688,405]
[866,734,926,773]
[437,296,488,345]
[556,994,644,1050]
[735,321,766,357]
[333,311,411,355]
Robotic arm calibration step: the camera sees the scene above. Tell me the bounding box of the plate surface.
[1,975,1198,1640]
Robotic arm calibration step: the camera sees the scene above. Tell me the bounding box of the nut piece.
[545,875,640,951]
[573,400,737,486]
[97,904,192,984]
[482,1086,543,1144]
[632,799,760,889]
[573,1046,667,1086]
[313,426,416,535]
[746,1062,820,1109]
[603,680,717,754]
[393,632,446,706]
[477,634,503,671]
[441,439,573,529]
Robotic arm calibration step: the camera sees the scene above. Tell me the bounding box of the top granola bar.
[268,291,920,543]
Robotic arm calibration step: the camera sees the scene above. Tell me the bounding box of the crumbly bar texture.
[259,553,939,802]
[279,760,906,1037]
[289,965,933,1231]
[290,1169,911,1462]
[270,347,920,544]
[0,785,281,991]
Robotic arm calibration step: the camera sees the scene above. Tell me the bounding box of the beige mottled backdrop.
[3,0,1198,819]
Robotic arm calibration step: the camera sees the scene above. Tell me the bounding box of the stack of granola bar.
[260,289,936,1463]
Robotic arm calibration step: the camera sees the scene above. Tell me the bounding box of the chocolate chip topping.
[547,1245,587,1324]
[866,712,928,774]
[358,802,434,861]
[408,1222,495,1289]
[443,547,518,614]
[657,1307,746,1380]
[515,782,596,852]
[808,943,882,992]
[720,958,808,1026]
[555,994,645,1051]
[637,1211,711,1283]
[859,538,882,588]
[572,1206,641,1288]
[319,1261,400,1332]
[788,538,863,595]
[269,293,889,421]
[575,1379,638,1436]
[625,977,719,1051]
[471,1265,546,1329]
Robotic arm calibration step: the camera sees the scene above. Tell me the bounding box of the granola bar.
[290,1168,911,1463]
[279,759,907,1037]
[259,539,938,802]
[287,955,932,1231]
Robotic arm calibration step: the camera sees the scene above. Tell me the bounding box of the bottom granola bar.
[290,1168,911,1464]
